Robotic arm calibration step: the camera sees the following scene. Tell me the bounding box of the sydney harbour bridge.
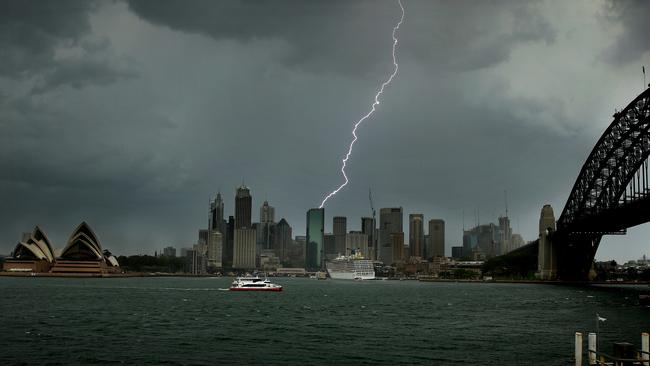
[502,86,650,281]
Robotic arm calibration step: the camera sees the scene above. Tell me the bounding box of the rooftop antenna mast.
[504,189,509,218]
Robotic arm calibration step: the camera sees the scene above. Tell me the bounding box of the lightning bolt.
[319,0,405,209]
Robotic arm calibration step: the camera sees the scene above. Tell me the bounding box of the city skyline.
[198,183,525,266]
[1,1,649,263]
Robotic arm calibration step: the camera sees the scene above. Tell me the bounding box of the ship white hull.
[327,271,375,280]
[326,258,376,280]
[328,271,355,280]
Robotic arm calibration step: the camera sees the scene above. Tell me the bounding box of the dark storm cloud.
[30,40,137,94]
[0,0,645,263]
[0,0,135,92]
[0,0,92,75]
[126,0,555,73]
[400,1,555,71]
[602,0,650,64]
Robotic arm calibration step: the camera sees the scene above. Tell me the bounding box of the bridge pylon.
[537,204,557,280]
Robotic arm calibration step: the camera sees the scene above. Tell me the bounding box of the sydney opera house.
[3,222,120,275]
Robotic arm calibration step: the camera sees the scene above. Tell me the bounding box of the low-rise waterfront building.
[260,249,280,272]
[451,246,463,260]
[185,247,207,274]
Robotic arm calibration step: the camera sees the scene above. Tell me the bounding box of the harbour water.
[1,277,647,365]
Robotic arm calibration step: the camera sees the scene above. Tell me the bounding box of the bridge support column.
[537,204,557,280]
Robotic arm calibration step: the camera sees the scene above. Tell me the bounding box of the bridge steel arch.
[554,88,650,279]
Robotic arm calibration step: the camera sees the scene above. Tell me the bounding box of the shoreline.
[1,271,649,287]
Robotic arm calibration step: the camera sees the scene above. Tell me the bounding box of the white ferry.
[326,253,375,280]
[229,277,283,292]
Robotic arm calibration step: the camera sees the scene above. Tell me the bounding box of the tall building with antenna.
[207,192,225,269]
[260,201,275,224]
[259,200,275,251]
[499,190,513,255]
[209,192,226,235]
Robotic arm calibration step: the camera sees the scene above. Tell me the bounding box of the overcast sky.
[1,0,649,262]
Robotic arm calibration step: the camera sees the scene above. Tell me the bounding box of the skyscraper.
[323,233,336,260]
[428,219,445,258]
[207,231,223,269]
[498,216,512,255]
[233,228,256,269]
[333,216,347,256]
[253,222,263,254]
[223,215,235,268]
[463,223,498,259]
[291,236,307,268]
[260,201,275,224]
[273,218,292,264]
[379,207,403,264]
[198,229,209,253]
[409,214,424,259]
[235,185,252,229]
[208,192,226,269]
[259,201,275,251]
[234,185,255,269]
[390,232,405,263]
[306,208,324,270]
[209,192,225,234]
[361,217,376,260]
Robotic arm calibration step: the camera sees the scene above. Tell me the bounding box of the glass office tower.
[306,208,324,270]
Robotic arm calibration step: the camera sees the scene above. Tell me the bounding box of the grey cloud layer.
[126,0,555,73]
[603,0,650,65]
[0,0,135,93]
[1,0,649,262]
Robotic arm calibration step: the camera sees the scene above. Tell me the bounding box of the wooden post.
[642,332,649,366]
[589,333,597,365]
[576,332,583,366]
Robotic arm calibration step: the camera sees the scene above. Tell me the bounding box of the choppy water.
[1,277,647,365]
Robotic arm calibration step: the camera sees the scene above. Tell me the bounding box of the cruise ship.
[326,253,375,280]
